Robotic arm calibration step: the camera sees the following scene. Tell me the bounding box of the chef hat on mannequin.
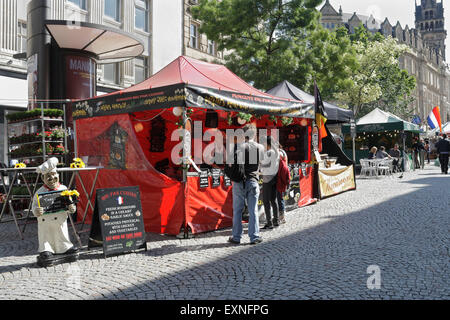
[36,157,59,175]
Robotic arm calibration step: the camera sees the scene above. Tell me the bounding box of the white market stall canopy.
[342,108,420,134]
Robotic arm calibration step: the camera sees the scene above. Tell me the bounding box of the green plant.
[227,113,233,125]
[269,115,278,123]
[50,127,65,140]
[53,144,65,154]
[281,117,293,126]
[237,112,252,123]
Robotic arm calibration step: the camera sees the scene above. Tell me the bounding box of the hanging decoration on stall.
[300,162,308,177]
[199,170,210,188]
[205,110,219,128]
[107,122,128,169]
[149,116,166,152]
[312,126,319,151]
[211,169,221,188]
[88,186,147,258]
[223,173,232,187]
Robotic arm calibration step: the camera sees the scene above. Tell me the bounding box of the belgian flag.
[314,81,328,139]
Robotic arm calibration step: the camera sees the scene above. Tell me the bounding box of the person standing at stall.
[277,144,288,225]
[227,124,265,245]
[435,134,450,174]
[261,136,280,229]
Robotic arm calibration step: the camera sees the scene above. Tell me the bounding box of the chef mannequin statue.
[32,157,78,266]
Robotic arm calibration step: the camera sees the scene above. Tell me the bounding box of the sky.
[321,0,450,60]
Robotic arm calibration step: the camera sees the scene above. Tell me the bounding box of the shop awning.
[72,56,315,120]
[266,80,354,124]
[45,20,144,64]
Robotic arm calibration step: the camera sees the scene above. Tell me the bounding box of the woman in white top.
[261,136,280,229]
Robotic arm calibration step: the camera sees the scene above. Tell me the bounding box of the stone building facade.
[0,0,224,165]
[320,0,450,126]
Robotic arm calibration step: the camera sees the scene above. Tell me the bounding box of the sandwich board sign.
[88,186,147,257]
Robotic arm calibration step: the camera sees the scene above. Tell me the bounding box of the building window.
[135,0,149,32]
[190,24,198,48]
[134,57,148,84]
[430,11,433,18]
[17,21,27,53]
[105,0,121,22]
[68,0,86,9]
[103,63,120,84]
[207,40,215,55]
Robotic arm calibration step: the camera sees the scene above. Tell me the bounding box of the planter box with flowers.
[6,108,64,123]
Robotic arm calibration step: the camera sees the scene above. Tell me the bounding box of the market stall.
[341,108,420,170]
[72,56,316,235]
[267,80,356,199]
[267,80,354,124]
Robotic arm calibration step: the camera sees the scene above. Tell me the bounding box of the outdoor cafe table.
[0,166,102,243]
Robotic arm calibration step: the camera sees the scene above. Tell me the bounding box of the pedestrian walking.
[277,145,288,225]
[424,140,431,164]
[261,136,279,229]
[419,139,426,169]
[412,138,422,169]
[227,124,264,245]
[435,134,450,174]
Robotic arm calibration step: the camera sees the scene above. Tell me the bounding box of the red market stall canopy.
[72,56,315,120]
[72,56,316,236]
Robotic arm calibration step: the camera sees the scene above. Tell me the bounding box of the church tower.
[415,0,447,60]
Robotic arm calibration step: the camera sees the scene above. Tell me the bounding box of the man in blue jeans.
[228,124,264,245]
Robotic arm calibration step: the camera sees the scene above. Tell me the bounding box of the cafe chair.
[377,159,393,177]
[360,159,377,178]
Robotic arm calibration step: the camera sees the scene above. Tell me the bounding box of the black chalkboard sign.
[88,186,147,258]
[211,169,221,188]
[199,170,209,188]
[37,190,69,214]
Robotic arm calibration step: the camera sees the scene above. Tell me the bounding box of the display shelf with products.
[2,106,69,229]
[6,106,68,168]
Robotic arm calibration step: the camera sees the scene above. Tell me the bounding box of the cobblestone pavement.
[0,165,448,300]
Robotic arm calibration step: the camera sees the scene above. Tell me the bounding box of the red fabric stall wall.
[298,166,317,207]
[185,176,233,234]
[75,113,185,235]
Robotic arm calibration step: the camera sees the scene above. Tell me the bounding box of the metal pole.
[182,107,187,183]
[73,120,78,158]
[352,136,356,163]
[41,102,45,161]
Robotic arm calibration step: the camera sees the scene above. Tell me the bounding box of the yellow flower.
[71,190,80,197]
[14,163,26,168]
[70,158,85,168]
[61,190,71,196]
[60,189,80,198]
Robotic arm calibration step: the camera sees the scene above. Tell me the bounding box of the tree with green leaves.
[192,0,323,91]
[336,25,416,118]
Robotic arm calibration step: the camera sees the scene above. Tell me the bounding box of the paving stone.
[0,165,448,299]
